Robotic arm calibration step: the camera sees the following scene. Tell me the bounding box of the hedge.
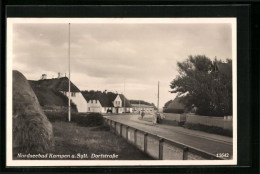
[45,111,104,127]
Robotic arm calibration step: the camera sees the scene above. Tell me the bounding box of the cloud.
[12,22,232,106]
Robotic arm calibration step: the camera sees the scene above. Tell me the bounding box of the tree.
[170,55,232,116]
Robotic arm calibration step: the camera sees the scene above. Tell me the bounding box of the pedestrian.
[141,111,145,119]
[156,112,161,123]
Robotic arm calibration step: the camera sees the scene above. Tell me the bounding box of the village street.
[104,114,233,158]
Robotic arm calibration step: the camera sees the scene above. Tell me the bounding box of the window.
[91,100,93,103]
[71,92,76,97]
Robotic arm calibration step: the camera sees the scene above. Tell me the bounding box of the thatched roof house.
[29,77,87,112]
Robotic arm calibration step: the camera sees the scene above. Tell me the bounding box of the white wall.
[133,106,154,113]
[186,114,233,130]
[87,100,102,113]
[113,95,122,107]
[163,113,184,122]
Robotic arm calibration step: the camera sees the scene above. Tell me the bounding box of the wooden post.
[120,124,123,136]
[183,147,189,160]
[114,122,117,134]
[144,133,148,153]
[159,138,164,160]
[134,129,137,145]
[126,126,129,141]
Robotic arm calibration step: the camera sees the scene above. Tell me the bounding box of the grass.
[50,121,152,160]
[14,111,152,160]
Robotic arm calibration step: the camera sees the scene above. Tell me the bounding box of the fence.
[185,114,232,130]
[104,117,224,160]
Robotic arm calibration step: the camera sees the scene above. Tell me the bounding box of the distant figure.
[107,109,112,113]
[152,112,157,124]
[154,112,164,124]
[141,111,145,119]
[156,112,161,123]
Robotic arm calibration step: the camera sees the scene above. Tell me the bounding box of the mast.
[124,79,126,113]
[68,23,71,122]
[157,81,159,112]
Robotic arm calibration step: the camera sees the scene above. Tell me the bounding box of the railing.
[104,117,225,160]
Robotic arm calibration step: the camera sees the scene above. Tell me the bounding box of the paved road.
[105,114,233,159]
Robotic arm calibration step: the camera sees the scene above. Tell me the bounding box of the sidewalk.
[134,115,232,144]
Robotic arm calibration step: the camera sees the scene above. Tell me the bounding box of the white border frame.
[6,18,237,166]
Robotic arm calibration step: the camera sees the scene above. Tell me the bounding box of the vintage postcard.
[6,18,237,166]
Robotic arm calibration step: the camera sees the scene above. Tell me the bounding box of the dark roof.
[118,94,132,107]
[81,91,132,107]
[129,100,153,106]
[215,62,232,78]
[166,97,185,110]
[29,77,80,92]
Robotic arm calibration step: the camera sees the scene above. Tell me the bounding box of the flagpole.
[124,79,125,113]
[68,23,71,122]
[157,81,159,112]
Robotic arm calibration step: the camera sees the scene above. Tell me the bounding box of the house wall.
[87,100,102,113]
[132,105,154,113]
[113,95,122,107]
[62,91,88,113]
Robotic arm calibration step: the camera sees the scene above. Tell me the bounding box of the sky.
[12,21,232,108]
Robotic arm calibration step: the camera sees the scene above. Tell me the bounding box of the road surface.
[105,114,233,159]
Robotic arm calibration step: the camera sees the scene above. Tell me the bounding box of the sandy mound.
[13,70,54,154]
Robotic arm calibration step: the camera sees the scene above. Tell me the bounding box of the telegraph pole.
[139,100,140,113]
[68,23,71,122]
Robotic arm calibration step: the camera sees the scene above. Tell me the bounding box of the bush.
[73,113,104,127]
[163,108,184,114]
[183,123,232,137]
[45,111,104,127]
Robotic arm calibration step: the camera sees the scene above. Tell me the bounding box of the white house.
[62,91,88,113]
[35,75,88,113]
[82,91,132,114]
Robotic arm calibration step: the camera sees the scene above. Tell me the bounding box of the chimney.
[58,72,61,78]
[41,74,47,80]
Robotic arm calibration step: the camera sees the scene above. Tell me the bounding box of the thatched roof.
[81,91,132,107]
[29,77,80,92]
